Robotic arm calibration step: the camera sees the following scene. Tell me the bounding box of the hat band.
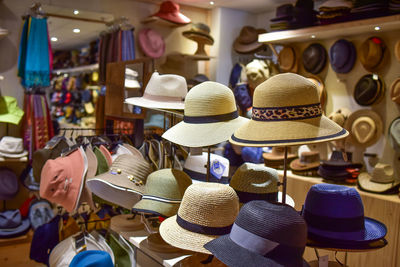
[303,209,365,232]
[143,93,184,103]
[183,168,229,184]
[176,214,233,235]
[252,103,322,121]
[142,195,182,204]
[234,190,278,203]
[230,223,279,255]
[183,110,238,124]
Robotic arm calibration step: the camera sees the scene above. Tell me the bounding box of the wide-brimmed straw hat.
[147,1,191,25]
[302,184,387,248]
[359,37,387,72]
[162,81,248,147]
[389,117,400,153]
[230,163,295,207]
[278,46,298,73]
[358,163,400,194]
[354,74,385,106]
[86,154,152,209]
[233,26,266,54]
[306,76,326,111]
[230,73,348,147]
[204,201,309,267]
[390,78,400,104]
[133,168,192,218]
[159,183,239,254]
[125,72,187,110]
[344,109,383,148]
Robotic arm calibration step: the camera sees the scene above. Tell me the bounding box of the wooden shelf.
[259,14,400,44]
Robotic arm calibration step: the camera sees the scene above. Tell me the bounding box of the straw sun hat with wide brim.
[162,81,248,147]
[230,73,348,147]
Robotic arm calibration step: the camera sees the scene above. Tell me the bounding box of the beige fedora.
[344,109,383,148]
[159,183,239,254]
[390,78,400,105]
[394,40,400,62]
[358,163,400,194]
[262,146,297,169]
[278,46,298,73]
[230,73,348,147]
[162,81,248,147]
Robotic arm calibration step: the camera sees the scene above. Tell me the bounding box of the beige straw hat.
[109,214,144,233]
[162,81,248,147]
[306,76,326,111]
[230,73,348,147]
[358,163,400,194]
[159,183,239,254]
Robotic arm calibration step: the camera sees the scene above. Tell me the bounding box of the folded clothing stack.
[318,151,362,184]
[317,0,353,25]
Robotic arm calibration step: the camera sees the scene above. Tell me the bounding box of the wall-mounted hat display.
[302,43,327,74]
[278,46,298,73]
[317,0,353,25]
[390,77,400,104]
[388,117,400,153]
[395,40,400,62]
[145,0,191,25]
[329,39,356,73]
[233,26,266,54]
[270,4,294,31]
[359,37,387,72]
[354,74,385,106]
[138,28,165,59]
[344,109,383,148]
[358,163,400,194]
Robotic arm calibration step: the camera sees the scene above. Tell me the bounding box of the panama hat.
[125,72,187,110]
[0,136,27,158]
[138,28,165,59]
[110,214,144,233]
[0,96,24,125]
[306,76,327,111]
[359,37,387,72]
[358,163,400,194]
[162,81,248,147]
[278,46,298,73]
[230,163,295,207]
[354,74,385,106]
[233,26,266,54]
[86,154,152,209]
[302,184,387,248]
[390,78,400,104]
[329,39,356,74]
[302,43,327,74]
[389,117,400,153]
[133,169,192,217]
[204,201,309,267]
[159,183,239,254]
[344,109,383,148]
[183,152,230,184]
[230,73,348,147]
[395,40,400,62]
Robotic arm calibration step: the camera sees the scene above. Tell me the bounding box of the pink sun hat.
[138,28,165,59]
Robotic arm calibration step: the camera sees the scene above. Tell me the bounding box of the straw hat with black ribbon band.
[162,81,248,147]
[358,163,400,194]
[306,76,326,112]
[159,183,239,254]
[230,73,348,147]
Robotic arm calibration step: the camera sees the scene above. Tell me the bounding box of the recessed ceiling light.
[73,28,81,33]
[210,1,215,5]
[73,10,79,15]
[51,37,58,42]
[311,35,316,39]
[374,26,381,31]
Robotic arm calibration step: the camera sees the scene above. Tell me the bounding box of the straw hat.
[159,183,239,254]
[344,109,383,148]
[290,151,320,171]
[162,81,248,147]
[109,214,144,233]
[390,78,400,104]
[230,163,295,207]
[389,117,400,153]
[358,163,400,194]
[132,168,192,218]
[262,147,297,169]
[278,46,298,73]
[306,76,327,111]
[395,40,400,62]
[354,74,385,106]
[230,73,348,147]
[359,37,387,72]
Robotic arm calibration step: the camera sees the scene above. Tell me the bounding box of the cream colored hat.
[245,59,271,89]
[230,73,348,147]
[358,163,400,194]
[162,81,248,147]
[159,183,239,254]
[125,72,187,110]
[0,136,28,158]
[124,68,141,89]
[230,163,295,207]
[109,214,144,233]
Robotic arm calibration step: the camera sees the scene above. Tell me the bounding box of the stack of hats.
[358,163,400,194]
[317,0,353,25]
[318,151,362,184]
[270,4,294,31]
[290,151,321,177]
[350,0,389,20]
[262,147,297,170]
[389,0,400,13]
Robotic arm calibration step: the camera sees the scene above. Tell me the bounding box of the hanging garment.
[18,17,30,80]
[121,29,135,61]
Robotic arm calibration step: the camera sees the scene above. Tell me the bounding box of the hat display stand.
[182,34,213,61]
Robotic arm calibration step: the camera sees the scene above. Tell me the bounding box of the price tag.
[319,255,329,267]
[210,160,226,180]
[74,232,87,253]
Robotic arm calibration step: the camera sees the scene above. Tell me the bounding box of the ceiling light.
[311,35,316,39]
[210,1,215,5]
[73,10,79,15]
[73,28,81,33]
[51,37,58,42]
[374,26,381,31]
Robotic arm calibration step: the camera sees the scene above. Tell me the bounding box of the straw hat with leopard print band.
[230,73,348,147]
[86,154,152,209]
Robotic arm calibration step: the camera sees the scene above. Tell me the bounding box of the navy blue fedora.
[330,39,356,74]
[302,184,387,248]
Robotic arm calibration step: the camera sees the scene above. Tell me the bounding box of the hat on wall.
[306,76,327,111]
[133,168,192,218]
[389,117,400,153]
[86,154,151,210]
[359,37,387,72]
[233,26,266,54]
[0,168,19,200]
[182,23,214,45]
[230,73,348,147]
[138,29,165,59]
[354,74,385,106]
[278,46,298,73]
[205,201,308,266]
[70,250,113,267]
[159,183,239,254]
[162,81,248,147]
[358,163,400,194]
[0,136,28,158]
[390,78,400,104]
[147,1,191,25]
[302,184,387,248]
[0,96,24,125]
[395,40,400,62]
[230,163,295,207]
[109,214,144,233]
[40,147,88,213]
[302,43,327,74]
[183,152,230,184]
[125,72,187,110]
[329,39,356,73]
[344,109,383,148]
[124,68,141,89]
[0,209,30,238]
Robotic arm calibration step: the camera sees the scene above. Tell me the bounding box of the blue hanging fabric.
[121,29,135,61]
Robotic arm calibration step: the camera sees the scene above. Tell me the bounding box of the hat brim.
[357,173,400,193]
[141,233,184,253]
[132,198,179,218]
[162,116,249,147]
[182,31,214,45]
[233,39,265,54]
[262,152,297,161]
[159,215,218,254]
[230,116,348,147]
[204,235,309,267]
[0,114,23,125]
[152,11,191,25]
[125,97,185,110]
[0,150,28,158]
[290,158,320,171]
[0,218,30,238]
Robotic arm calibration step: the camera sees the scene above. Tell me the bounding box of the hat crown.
[184,81,237,117]
[184,152,229,177]
[146,30,164,50]
[371,163,394,183]
[330,39,351,68]
[360,37,383,68]
[111,154,151,183]
[178,183,239,228]
[351,116,376,144]
[278,46,296,71]
[0,210,22,228]
[144,169,192,199]
[191,23,210,35]
[159,0,180,13]
[238,26,258,44]
[300,151,320,164]
[302,43,326,73]
[390,78,400,104]
[0,136,24,154]
[144,72,187,99]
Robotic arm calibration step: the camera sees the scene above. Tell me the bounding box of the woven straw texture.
[358,163,400,193]
[159,183,239,254]
[162,81,248,147]
[230,73,348,147]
